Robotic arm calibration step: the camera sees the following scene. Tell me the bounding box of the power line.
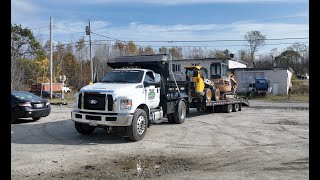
[30,25,49,30]
[91,32,124,42]
[53,26,85,34]
[128,37,309,43]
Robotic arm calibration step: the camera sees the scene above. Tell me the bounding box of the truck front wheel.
[173,100,186,124]
[127,108,147,141]
[75,122,96,135]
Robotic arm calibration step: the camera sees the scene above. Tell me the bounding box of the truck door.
[143,71,160,109]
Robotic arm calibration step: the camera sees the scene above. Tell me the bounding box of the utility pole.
[50,17,53,99]
[86,20,93,83]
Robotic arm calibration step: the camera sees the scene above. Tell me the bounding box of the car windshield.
[12,91,43,101]
[100,70,144,83]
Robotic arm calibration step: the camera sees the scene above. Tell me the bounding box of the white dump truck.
[71,54,248,141]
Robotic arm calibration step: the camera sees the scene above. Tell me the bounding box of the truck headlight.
[120,99,132,110]
[73,93,79,108]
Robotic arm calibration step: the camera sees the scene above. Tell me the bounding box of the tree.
[159,46,168,54]
[11,24,45,90]
[208,49,230,58]
[244,31,266,68]
[125,41,137,55]
[169,46,183,60]
[274,50,301,70]
[11,24,44,61]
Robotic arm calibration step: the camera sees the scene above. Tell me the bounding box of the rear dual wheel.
[167,100,186,124]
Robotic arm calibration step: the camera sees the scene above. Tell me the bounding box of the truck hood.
[80,83,142,97]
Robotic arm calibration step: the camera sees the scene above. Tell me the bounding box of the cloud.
[11,0,39,21]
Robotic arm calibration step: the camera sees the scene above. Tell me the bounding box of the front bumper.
[71,110,133,126]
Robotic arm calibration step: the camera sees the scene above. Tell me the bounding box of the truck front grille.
[83,93,106,110]
[78,93,114,111]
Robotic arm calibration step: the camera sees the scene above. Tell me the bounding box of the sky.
[11,0,309,56]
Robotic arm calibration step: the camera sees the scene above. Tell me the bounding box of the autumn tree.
[244,31,266,68]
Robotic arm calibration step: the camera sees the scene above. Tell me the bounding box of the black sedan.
[11,91,51,124]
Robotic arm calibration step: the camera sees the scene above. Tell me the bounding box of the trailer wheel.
[224,104,232,113]
[238,103,242,111]
[75,122,96,135]
[232,104,239,112]
[127,108,147,141]
[173,100,186,124]
[167,113,175,124]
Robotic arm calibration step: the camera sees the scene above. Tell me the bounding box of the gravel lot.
[11,101,309,180]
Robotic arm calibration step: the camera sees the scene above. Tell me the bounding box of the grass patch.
[253,94,309,102]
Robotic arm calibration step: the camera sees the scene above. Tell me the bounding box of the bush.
[291,80,309,94]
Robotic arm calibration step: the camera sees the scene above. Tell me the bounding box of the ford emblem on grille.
[89,99,98,104]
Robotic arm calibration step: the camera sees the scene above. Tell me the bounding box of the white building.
[171,58,247,80]
[232,68,294,95]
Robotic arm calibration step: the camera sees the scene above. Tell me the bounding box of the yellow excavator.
[209,62,238,99]
[184,65,220,101]
[184,62,238,102]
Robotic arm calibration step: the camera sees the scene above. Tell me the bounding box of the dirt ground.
[11,101,309,180]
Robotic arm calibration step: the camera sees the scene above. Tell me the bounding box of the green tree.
[275,50,301,70]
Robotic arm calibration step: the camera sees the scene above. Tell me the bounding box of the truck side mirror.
[154,74,161,83]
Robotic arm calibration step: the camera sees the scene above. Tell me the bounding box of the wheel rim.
[180,102,186,119]
[228,105,232,112]
[137,116,146,135]
[235,104,239,110]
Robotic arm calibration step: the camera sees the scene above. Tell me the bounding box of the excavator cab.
[184,65,209,94]
[210,62,237,95]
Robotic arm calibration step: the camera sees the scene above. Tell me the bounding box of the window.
[144,71,155,83]
[200,68,208,79]
[172,64,181,72]
[210,63,221,76]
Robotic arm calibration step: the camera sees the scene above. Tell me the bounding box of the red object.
[31,83,63,92]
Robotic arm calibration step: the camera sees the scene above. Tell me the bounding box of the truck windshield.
[100,70,144,83]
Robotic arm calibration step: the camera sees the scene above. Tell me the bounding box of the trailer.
[71,54,249,141]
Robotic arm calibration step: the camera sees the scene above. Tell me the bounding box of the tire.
[167,113,175,124]
[127,108,147,141]
[75,122,96,135]
[238,103,242,111]
[173,100,186,124]
[232,104,239,112]
[32,117,41,121]
[224,104,232,113]
[212,88,220,101]
[11,110,16,124]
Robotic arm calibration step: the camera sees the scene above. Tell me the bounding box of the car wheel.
[11,110,16,124]
[32,117,41,121]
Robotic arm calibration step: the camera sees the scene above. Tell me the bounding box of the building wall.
[234,69,292,95]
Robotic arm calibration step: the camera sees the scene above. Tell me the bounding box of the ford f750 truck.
[71,54,248,141]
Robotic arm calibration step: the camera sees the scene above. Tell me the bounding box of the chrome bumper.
[71,110,133,126]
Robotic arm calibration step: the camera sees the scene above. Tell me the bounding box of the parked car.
[11,91,51,124]
[29,90,61,98]
[62,86,71,94]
